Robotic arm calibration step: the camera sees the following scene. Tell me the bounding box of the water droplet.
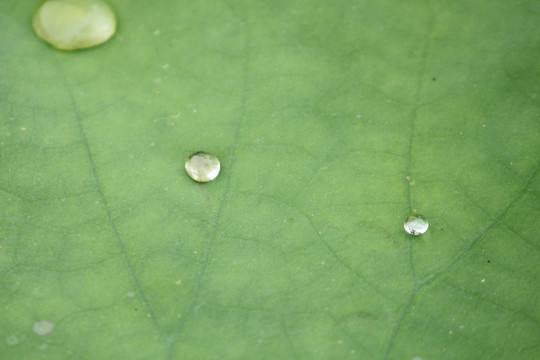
[184,152,220,182]
[6,335,19,345]
[403,214,429,235]
[32,320,54,336]
[32,0,116,50]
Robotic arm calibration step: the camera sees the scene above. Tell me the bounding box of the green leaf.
[1,0,539,359]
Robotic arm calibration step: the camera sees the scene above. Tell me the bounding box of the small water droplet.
[403,214,429,235]
[6,335,19,345]
[32,0,116,50]
[32,320,54,336]
[184,152,220,182]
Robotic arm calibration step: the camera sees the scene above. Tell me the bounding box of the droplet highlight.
[185,152,220,182]
[403,214,429,235]
[32,320,55,336]
[32,0,117,50]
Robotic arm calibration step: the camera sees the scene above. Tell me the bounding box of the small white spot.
[32,320,54,336]
[150,142,156,147]
[482,124,486,128]
[411,357,424,360]
[164,187,168,191]
[406,175,412,181]
[193,109,197,113]
[481,278,486,283]
[127,291,135,297]
[459,325,465,330]
[356,114,362,118]
[6,335,19,345]
[175,279,181,285]
[194,251,198,254]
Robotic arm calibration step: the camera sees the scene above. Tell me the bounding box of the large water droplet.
[32,0,116,50]
[185,152,220,182]
[32,320,55,336]
[404,214,429,235]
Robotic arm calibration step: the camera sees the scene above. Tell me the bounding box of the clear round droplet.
[32,0,117,50]
[32,320,55,336]
[404,214,429,235]
[185,152,220,182]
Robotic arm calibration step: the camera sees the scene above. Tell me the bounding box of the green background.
[1,0,539,359]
